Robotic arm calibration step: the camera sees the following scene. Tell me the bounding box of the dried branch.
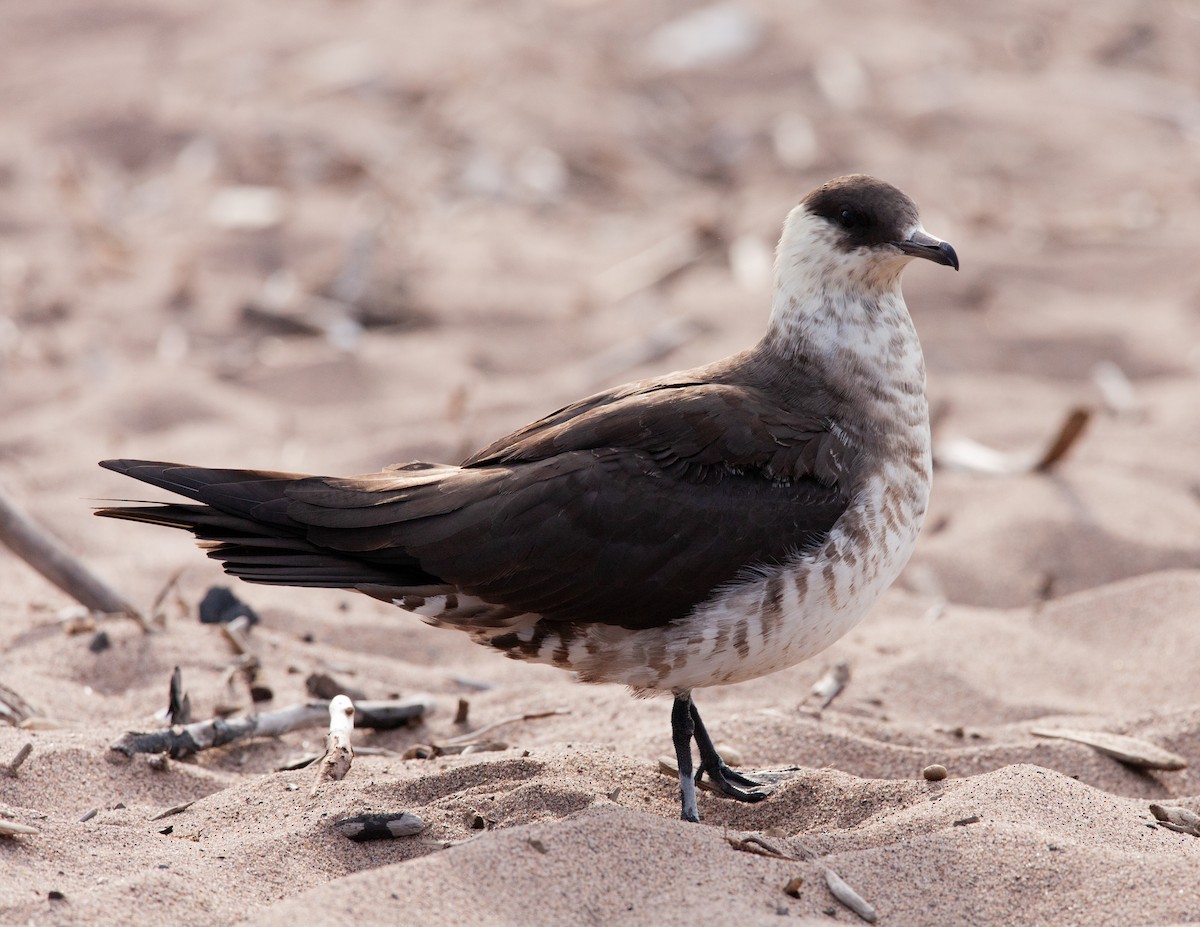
[0,683,37,727]
[219,615,273,703]
[0,818,39,837]
[442,707,569,746]
[933,405,1092,476]
[314,695,355,789]
[824,868,878,923]
[726,834,801,860]
[1149,804,1200,837]
[1030,727,1187,771]
[1033,407,1092,472]
[110,696,432,759]
[1,743,33,777]
[0,483,143,626]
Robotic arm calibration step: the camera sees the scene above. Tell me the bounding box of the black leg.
[689,700,770,803]
[671,693,770,822]
[671,692,700,822]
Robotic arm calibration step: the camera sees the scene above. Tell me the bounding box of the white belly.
[554,459,930,693]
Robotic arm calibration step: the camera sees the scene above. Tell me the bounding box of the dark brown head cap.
[802,175,922,251]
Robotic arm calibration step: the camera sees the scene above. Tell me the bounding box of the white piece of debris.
[1149,804,1200,836]
[0,819,39,837]
[1030,728,1187,771]
[207,186,286,230]
[824,867,877,923]
[808,661,851,710]
[644,3,763,72]
[1091,360,1137,415]
[770,112,819,169]
[728,234,773,291]
[316,695,356,786]
[813,50,870,111]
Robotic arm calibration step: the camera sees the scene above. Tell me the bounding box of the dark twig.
[150,800,197,821]
[1033,407,1092,472]
[168,667,191,725]
[726,834,801,861]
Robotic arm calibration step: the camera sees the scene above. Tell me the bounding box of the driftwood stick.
[0,683,37,726]
[314,695,355,790]
[2,743,33,777]
[0,483,144,625]
[1033,407,1092,472]
[0,818,39,837]
[110,696,432,759]
[148,566,186,627]
[824,868,878,923]
[443,707,569,746]
[219,616,274,703]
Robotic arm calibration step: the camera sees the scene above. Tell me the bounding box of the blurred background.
[2,0,1200,610]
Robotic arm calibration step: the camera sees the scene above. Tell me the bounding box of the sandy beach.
[3,0,1200,924]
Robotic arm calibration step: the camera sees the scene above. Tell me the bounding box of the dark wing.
[96,460,448,590]
[98,376,855,631]
[464,375,852,486]
[285,376,854,629]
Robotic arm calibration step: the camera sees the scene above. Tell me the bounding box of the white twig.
[314,695,355,790]
[824,868,877,923]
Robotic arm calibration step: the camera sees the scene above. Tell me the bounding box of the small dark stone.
[305,673,367,702]
[159,825,173,835]
[88,630,111,653]
[249,684,274,703]
[48,891,65,901]
[198,586,258,625]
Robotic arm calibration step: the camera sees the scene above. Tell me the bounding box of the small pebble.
[716,744,744,767]
[783,875,804,898]
[923,764,948,781]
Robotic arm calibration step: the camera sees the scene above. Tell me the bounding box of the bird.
[97,174,957,823]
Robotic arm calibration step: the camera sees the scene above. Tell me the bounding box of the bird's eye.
[838,207,861,229]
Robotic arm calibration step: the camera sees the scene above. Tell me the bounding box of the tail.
[95,459,441,595]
